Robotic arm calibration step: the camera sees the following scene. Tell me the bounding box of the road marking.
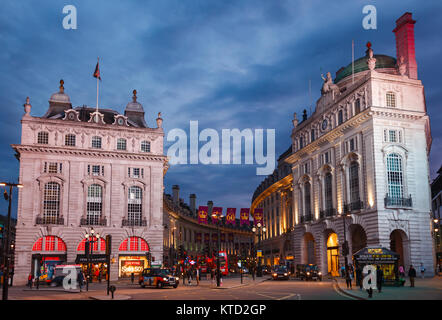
[277,293,301,300]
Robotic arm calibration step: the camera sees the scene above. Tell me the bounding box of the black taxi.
[139,268,179,289]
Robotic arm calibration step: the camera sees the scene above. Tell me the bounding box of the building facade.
[12,82,167,284]
[252,13,435,277]
[431,166,442,268]
[163,185,254,271]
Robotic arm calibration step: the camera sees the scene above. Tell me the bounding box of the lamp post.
[1,182,23,301]
[84,228,100,292]
[252,223,266,277]
[211,210,222,287]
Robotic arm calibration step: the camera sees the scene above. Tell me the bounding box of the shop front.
[31,236,67,281]
[353,246,400,285]
[75,254,108,281]
[119,255,149,277]
[118,236,150,278]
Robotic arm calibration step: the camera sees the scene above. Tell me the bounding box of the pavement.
[333,275,442,300]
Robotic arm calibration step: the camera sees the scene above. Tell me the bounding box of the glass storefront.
[118,255,149,277]
[327,233,340,276]
[32,254,66,281]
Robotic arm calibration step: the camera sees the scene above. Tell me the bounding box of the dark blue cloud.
[0,0,441,218]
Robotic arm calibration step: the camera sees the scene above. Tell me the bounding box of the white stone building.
[12,82,167,284]
[253,12,435,278]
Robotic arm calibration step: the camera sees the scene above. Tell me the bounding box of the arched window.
[65,134,76,146]
[87,184,102,225]
[338,110,344,125]
[91,136,102,149]
[43,182,60,224]
[140,141,150,153]
[387,153,404,199]
[324,172,333,211]
[349,161,360,207]
[32,236,66,252]
[304,182,311,219]
[119,237,149,252]
[128,186,142,225]
[386,92,396,108]
[38,131,49,144]
[117,138,127,151]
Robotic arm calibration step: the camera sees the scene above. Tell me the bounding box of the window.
[87,184,102,225]
[386,92,396,108]
[384,129,403,144]
[338,110,344,125]
[128,167,144,178]
[303,162,309,174]
[389,130,397,143]
[349,161,360,204]
[311,129,315,142]
[141,141,151,153]
[354,98,361,114]
[324,173,333,210]
[65,134,76,146]
[117,138,127,151]
[48,163,58,173]
[299,136,304,149]
[38,132,49,144]
[304,182,311,217]
[44,162,62,174]
[321,151,331,165]
[43,182,60,223]
[128,186,142,223]
[92,136,102,149]
[92,165,100,176]
[387,153,404,199]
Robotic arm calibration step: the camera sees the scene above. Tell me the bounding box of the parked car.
[272,265,290,280]
[139,268,179,289]
[296,264,322,281]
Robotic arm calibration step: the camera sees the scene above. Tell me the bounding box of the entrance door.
[327,233,340,276]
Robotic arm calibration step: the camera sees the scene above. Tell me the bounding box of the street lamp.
[1,182,23,301]
[252,223,266,277]
[342,211,351,276]
[84,227,100,291]
[211,210,223,287]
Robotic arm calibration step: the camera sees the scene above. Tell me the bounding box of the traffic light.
[105,235,112,256]
[84,241,90,256]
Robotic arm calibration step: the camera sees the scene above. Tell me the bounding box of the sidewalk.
[334,276,442,300]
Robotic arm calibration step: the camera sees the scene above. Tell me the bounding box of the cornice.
[12,144,167,162]
[251,174,293,213]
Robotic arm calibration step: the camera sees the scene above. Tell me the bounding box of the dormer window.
[38,131,49,144]
[141,140,151,153]
[92,136,102,149]
[386,92,396,108]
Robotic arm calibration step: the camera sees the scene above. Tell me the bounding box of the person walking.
[78,271,84,292]
[408,265,416,287]
[345,270,352,289]
[187,267,193,285]
[196,266,200,286]
[399,265,405,277]
[420,263,426,279]
[356,266,363,290]
[130,272,135,284]
[27,273,33,289]
[376,266,384,293]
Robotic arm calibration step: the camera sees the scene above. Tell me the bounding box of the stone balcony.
[35,216,64,225]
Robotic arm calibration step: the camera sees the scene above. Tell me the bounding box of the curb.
[89,294,132,300]
[332,278,366,300]
[22,288,82,293]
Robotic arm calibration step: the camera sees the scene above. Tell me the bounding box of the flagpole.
[352,40,355,85]
[96,57,99,112]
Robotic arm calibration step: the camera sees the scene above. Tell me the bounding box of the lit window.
[386,92,396,108]
[48,163,58,174]
[128,186,142,224]
[65,134,76,146]
[87,184,102,225]
[387,153,404,199]
[92,136,102,149]
[38,131,49,144]
[324,173,333,210]
[43,182,60,224]
[141,141,150,153]
[304,182,311,217]
[117,138,127,151]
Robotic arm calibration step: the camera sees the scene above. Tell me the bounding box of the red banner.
[253,208,263,226]
[204,233,210,243]
[240,208,250,226]
[196,233,202,243]
[226,208,236,225]
[211,207,223,224]
[198,206,208,224]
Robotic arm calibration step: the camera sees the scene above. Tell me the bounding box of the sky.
[0,0,441,218]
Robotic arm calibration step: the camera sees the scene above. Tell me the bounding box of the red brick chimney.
[393,12,418,79]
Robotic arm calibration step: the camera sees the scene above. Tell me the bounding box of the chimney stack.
[393,12,418,79]
[172,185,180,204]
[190,194,196,216]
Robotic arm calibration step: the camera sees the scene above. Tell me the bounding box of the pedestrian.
[345,270,352,289]
[131,272,135,284]
[27,273,33,289]
[187,267,192,285]
[365,269,373,298]
[251,266,255,281]
[408,265,416,287]
[196,267,200,286]
[376,266,384,293]
[420,263,426,279]
[356,266,363,290]
[341,265,345,278]
[78,271,84,292]
[399,265,405,278]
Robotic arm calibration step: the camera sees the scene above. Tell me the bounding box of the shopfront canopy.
[353,246,399,264]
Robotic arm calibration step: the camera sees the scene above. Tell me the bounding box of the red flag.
[93,60,101,81]
[212,207,223,224]
[226,208,236,225]
[240,208,250,226]
[253,208,263,226]
[198,206,208,224]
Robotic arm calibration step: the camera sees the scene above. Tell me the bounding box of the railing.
[384,195,412,208]
[122,218,147,227]
[80,217,107,226]
[344,200,364,212]
[301,212,313,223]
[36,216,64,225]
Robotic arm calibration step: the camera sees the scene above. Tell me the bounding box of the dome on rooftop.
[49,79,71,103]
[125,89,144,112]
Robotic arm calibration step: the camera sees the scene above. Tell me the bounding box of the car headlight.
[176,277,179,281]
[284,273,288,276]
[307,272,310,275]
[318,272,322,275]
[273,273,277,277]
[163,278,168,281]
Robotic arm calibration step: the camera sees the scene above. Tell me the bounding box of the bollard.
[109,285,116,299]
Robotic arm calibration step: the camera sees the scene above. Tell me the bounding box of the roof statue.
[321,72,340,95]
[366,42,377,71]
[397,56,407,76]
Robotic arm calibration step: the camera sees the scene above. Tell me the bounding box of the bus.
[219,251,228,276]
[197,255,209,273]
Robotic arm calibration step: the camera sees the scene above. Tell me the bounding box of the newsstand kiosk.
[353,246,402,286]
